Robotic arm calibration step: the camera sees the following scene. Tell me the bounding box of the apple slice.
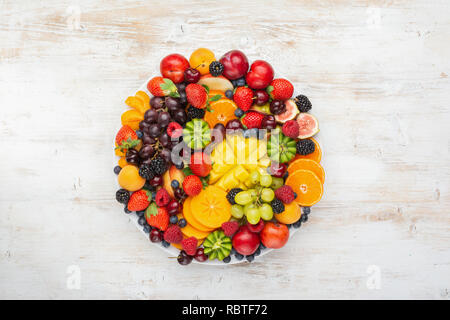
[197,74,233,92]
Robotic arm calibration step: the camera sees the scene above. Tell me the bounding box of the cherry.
[167,199,181,215]
[261,115,277,130]
[184,68,201,83]
[149,175,163,187]
[194,248,208,262]
[177,250,193,265]
[225,119,243,132]
[149,229,162,243]
[270,100,286,115]
[254,90,269,106]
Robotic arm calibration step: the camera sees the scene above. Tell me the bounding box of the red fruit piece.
[182,175,203,196]
[185,83,208,108]
[145,203,169,231]
[181,236,198,256]
[189,152,212,177]
[221,221,239,237]
[115,125,139,152]
[281,120,300,138]
[241,111,265,129]
[267,79,294,101]
[269,162,287,178]
[167,122,183,138]
[233,87,254,111]
[275,185,295,204]
[247,219,265,233]
[164,225,183,243]
[127,189,152,211]
[147,76,179,97]
[160,53,190,84]
[155,188,170,207]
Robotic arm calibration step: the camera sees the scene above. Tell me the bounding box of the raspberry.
[282,120,299,138]
[167,122,182,138]
[163,225,183,243]
[221,221,239,237]
[155,188,170,207]
[181,237,198,256]
[274,185,295,204]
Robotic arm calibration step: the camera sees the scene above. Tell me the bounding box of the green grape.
[260,174,273,187]
[249,188,258,199]
[249,171,260,185]
[231,204,244,219]
[235,191,252,205]
[271,177,284,190]
[244,202,257,215]
[246,208,261,225]
[260,203,274,221]
[261,188,275,202]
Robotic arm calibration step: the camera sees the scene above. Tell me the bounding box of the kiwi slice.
[267,132,296,163]
[183,119,211,150]
[203,230,232,261]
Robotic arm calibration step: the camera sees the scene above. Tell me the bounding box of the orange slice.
[182,197,214,232]
[285,169,323,206]
[190,186,231,228]
[288,159,325,184]
[274,202,301,224]
[205,98,238,128]
[181,223,211,240]
[291,138,322,163]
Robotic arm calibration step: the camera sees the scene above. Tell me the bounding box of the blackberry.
[209,61,224,77]
[294,94,312,113]
[187,106,205,119]
[151,156,168,176]
[296,139,315,155]
[116,189,130,204]
[226,188,243,205]
[139,163,154,180]
[271,199,285,214]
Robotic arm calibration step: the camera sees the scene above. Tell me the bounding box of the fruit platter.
[114,49,324,265]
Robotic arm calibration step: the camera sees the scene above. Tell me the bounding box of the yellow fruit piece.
[121,109,143,130]
[285,169,323,206]
[190,186,231,229]
[233,165,249,182]
[135,90,150,107]
[275,202,301,224]
[118,157,128,168]
[125,96,148,115]
[118,165,145,191]
[189,48,215,75]
[238,182,247,190]
[287,159,325,184]
[182,197,214,232]
[181,223,211,240]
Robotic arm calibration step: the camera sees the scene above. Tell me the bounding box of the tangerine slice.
[181,223,211,240]
[285,169,323,206]
[205,98,237,128]
[291,138,322,163]
[190,186,231,229]
[288,159,325,184]
[182,197,214,232]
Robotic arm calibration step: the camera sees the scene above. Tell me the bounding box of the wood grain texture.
[0,0,449,299]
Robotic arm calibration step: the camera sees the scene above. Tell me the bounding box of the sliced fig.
[274,99,299,123]
[296,113,319,139]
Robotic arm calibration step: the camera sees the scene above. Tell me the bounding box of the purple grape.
[158,111,171,128]
[148,123,161,138]
[172,109,187,124]
[144,109,158,123]
[179,91,187,106]
[150,96,165,109]
[139,121,150,132]
[139,144,155,159]
[165,97,181,112]
[159,132,171,147]
[160,148,171,163]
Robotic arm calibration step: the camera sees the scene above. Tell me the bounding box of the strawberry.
[189,152,211,177]
[267,79,294,100]
[186,83,207,108]
[155,188,170,207]
[281,120,299,138]
[182,175,202,196]
[221,221,239,237]
[147,76,179,97]
[241,111,265,129]
[181,236,198,256]
[164,225,183,243]
[115,125,139,152]
[127,189,152,211]
[233,87,254,111]
[145,203,169,231]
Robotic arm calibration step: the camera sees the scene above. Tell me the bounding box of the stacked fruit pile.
[114,49,324,265]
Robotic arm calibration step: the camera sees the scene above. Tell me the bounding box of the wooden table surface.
[0,0,449,299]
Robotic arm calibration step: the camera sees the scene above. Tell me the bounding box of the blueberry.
[171,180,180,189]
[223,256,231,263]
[257,129,266,140]
[169,215,178,224]
[136,210,145,218]
[138,216,145,226]
[235,253,244,260]
[293,220,302,229]
[259,243,266,250]
[225,90,233,99]
[231,79,238,87]
[136,130,143,139]
[143,224,151,233]
[266,167,272,174]
[283,172,289,179]
[175,162,184,169]
[236,77,246,87]
[234,108,244,117]
[293,192,298,199]
[178,218,187,228]
[286,224,292,229]
[301,214,309,222]
[124,206,131,214]
[254,248,261,256]
[243,130,251,138]
[161,240,170,248]
[114,166,122,175]
[230,247,236,255]
[303,207,311,215]
[152,193,156,200]
[246,254,255,262]
[144,182,155,191]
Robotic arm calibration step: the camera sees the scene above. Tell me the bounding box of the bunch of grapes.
[231,171,284,224]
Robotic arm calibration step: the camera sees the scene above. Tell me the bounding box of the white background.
[0,0,449,299]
